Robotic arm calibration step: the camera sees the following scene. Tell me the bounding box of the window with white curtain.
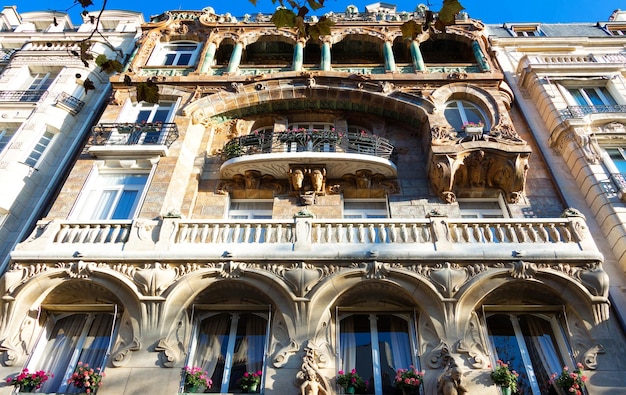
[28,312,116,393]
[74,173,149,220]
[339,312,418,395]
[228,200,273,219]
[23,130,55,168]
[187,311,269,393]
[458,196,509,219]
[486,313,570,395]
[148,42,199,66]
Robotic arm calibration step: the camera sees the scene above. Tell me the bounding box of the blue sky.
[12,0,626,24]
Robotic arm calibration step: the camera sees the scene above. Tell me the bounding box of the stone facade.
[0,4,624,395]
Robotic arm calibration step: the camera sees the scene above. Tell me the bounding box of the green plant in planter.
[222,141,244,159]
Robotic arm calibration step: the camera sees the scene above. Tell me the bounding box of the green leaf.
[306,0,324,11]
[401,20,422,39]
[136,81,159,104]
[438,0,464,25]
[270,8,297,28]
[95,54,108,66]
[77,0,94,8]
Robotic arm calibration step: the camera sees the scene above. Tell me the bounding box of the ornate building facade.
[1,4,624,395]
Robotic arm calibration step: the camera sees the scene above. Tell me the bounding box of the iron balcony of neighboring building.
[55,92,85,115]
[220,129,397,180]
[88,122,179,157]
[560,104,626,119]
[0,89,47,102]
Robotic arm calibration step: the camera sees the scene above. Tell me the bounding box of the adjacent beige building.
[1,4,625,395]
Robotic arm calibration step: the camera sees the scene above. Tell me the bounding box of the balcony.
[0,89,47,102]
[55,92,84,115]
[220,129,396,180]
[88,122,179,157]
[560,105,626,119]
[13,214,601,264]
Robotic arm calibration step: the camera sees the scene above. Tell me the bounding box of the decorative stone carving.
[283,262,323,297]
[67,260,95,278]
[509,260,538,279]
[429,150,530,204]
[296,342,331,395]
[577,262,609,298]
[273,338,299,368]
[582,344,605,370]
[133,262,178,296]
[155,337,180,368]
[365,261,391,279]
[111,337,141,367]
[455,312,488,369]
[427,339,453,369]
[437,360,468,395]
[430,262,467,298]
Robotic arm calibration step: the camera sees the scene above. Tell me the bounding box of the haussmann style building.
[1,3,625,395]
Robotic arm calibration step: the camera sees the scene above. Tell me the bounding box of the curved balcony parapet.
[222,130,394,161]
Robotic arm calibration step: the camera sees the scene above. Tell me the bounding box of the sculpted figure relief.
[437,363,468,395]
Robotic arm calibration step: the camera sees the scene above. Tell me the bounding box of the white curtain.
[195,314,230,381]
[245,313,266,373]
[340,315,357,371]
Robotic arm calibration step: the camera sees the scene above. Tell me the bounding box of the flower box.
[464,125,484,137]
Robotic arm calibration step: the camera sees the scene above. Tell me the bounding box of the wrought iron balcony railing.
[0,89,47,102]
[560,104,626,119]
[90,122,179,147]
[55,92,85,115]
[222,129,395,161]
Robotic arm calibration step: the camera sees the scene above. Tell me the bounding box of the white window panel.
[0,128,16,153]
[75,173,149,220]
[343,199,388,219]
[228,200,273,219]
[458,196,509,219]
[23,131,55,168]
[148,42,199,66]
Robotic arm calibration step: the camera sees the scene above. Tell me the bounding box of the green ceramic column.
[226,41,243,74]
[383,40,396,72]
[293,41,304,71]
[200,41,217,74]
[321,40,331,71]
[410,40,426,72]
[472,41,490,71]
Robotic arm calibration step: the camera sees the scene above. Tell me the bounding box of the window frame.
[70,167,154,220]
[443,99,490,132]
[457,195,509,219]
[22,130,55,168]
[26,306,119,394]
[148,41,200,67]
[186,305,271,394]
[504,24,544,37]
[0,128,17,154]
[343,198,389,219]
[228,199,274,219]
[565,86,618,106]
[336,308,420,395]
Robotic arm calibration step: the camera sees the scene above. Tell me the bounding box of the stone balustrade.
[13,214,601,263]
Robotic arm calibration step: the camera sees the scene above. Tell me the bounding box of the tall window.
[444,100,489,131]
[29,312,116,393]
[567,87,617,106]
[24,71,56,91]
[0,128,16,154]
[188,310,269,393]
[487,313,569,395]
[339,312,417,395]
[23,130,54,167]
[74,173,149,220]
[113,101,176,145]
[148,42,199,66]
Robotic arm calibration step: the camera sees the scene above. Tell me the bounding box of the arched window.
[338,312,418,395]
[486,312,570,395]
[444,100,489,131]
[187,310,269,393]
